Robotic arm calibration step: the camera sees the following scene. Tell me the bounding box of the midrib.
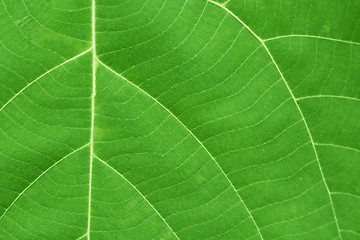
[87,0,96,239]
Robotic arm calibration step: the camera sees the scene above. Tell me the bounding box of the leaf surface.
[0,0,359,239]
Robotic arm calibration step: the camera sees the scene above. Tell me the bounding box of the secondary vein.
[0,143,90,221]
[93,155,181,240]
[97,58,258,240]
[206,1,343,239]
[0,48,92,113]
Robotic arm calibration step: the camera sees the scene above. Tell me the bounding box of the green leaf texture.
[1,0,359,239]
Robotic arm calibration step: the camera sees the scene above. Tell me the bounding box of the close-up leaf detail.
[0,0,359,239]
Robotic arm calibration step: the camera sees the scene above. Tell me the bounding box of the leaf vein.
[96,58,262,240]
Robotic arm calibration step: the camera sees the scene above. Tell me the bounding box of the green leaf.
[1,0,359,239]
